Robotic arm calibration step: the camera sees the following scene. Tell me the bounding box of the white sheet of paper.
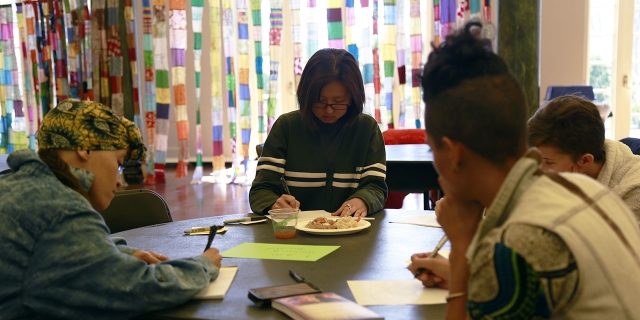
[192,266,238,299]
[348,280,448,306]
[389,213,441,228]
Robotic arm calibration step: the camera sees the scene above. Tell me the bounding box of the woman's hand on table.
[408,252,450,289]
[202,248,223,268]
[435,177,484,249]
[132,250,170,264]
[271,195,300,210]
[332,198,368,217]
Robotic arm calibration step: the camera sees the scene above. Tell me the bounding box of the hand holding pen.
[270,177,300,210]
[408,235,451,289]
[201,225,223,268]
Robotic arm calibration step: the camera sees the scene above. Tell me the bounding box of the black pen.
[289,269,305,283]
[289,270,321,291]
[204,225,219,252]
[280,176,291,195]
[414,235,449,278]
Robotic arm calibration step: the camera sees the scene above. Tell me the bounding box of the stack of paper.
[389,214,441,228]
[347,280,448,306]
[193,266,238,299]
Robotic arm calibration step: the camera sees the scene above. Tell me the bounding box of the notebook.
[192,265,238,299]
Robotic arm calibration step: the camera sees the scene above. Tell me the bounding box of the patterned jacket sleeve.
[467,224,578,319]
[23,208,219,319]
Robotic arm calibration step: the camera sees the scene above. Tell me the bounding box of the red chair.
[382,129,427,209]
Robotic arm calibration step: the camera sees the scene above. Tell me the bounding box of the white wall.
[539,0,589,104]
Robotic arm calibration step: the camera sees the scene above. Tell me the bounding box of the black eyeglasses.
[312,101,350,111]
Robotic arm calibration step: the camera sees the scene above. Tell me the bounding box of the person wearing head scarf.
[0,99,222,319]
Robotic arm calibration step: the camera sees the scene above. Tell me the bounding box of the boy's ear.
[576,153,595,169]
[441,137,462,170]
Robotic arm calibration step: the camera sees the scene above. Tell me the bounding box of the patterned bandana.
[37,99,146,163]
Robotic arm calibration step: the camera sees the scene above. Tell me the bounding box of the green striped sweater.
[250,111,387,214]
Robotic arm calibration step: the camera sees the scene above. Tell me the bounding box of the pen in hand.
[280,176,291,195]
[414,235,449,278]
[204,225,220,253]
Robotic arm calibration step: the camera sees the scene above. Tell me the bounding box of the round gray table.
[117,209,448,320]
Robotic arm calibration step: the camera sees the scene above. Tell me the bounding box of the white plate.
[296,220,371,235]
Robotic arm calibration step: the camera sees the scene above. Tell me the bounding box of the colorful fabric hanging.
[249,0,265,143]
[106,0,124,115]
[306,0,318,60]
[17,2,38,150]
[361,1,375,116]
[51,0,69,104]
[433,0,440,46]
[345,0,358,60]
[124,0,142,128]
[170,0,189,178]
[383,0,396,129]
[469,0,482,20]
[91,0,106,106]
[80,0,94,100]
[142,0,156,184]
[326,0,343,49]
[223,0,239,182]
[484,0,491,24]
[372,0,382,123]
[23,2,43,143]
[410,0,422,128]
[191,0,204,183]
[64,0,80,99]
[37,1,54,115]
[0,14,6,154]
[396,0,406,128]
[8,6,26,151]
[237,0,251,174]
[0,6,12,152]
[456,0,469,26]
[79,0,93,101]
[290,0,302,87]
[433,1,492,49]
[153,0,171,184]
[210,0,225,176]
[440,0,456,39]
[267,0,282,133]
[0,6,25,152]
[65,0,90,101]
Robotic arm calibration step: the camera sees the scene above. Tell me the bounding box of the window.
[588,0,615,138]
[588,0,638,139]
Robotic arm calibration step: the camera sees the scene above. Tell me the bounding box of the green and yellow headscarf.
[38,99,146,162]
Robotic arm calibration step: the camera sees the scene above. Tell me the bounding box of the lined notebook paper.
[193,265,238,299]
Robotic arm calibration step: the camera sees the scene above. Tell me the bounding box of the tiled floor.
[125,166,424,221]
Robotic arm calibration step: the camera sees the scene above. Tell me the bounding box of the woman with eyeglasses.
[0,99,222,319]
[250,48,387,217]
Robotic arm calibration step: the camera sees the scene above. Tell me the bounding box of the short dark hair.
[421,22,528,166]
[527,95,605,162]
[297,48,365,130]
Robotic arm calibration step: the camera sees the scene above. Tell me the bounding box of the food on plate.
[305,216,360,229]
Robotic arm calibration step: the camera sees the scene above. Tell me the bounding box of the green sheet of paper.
[221,243,340,261]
